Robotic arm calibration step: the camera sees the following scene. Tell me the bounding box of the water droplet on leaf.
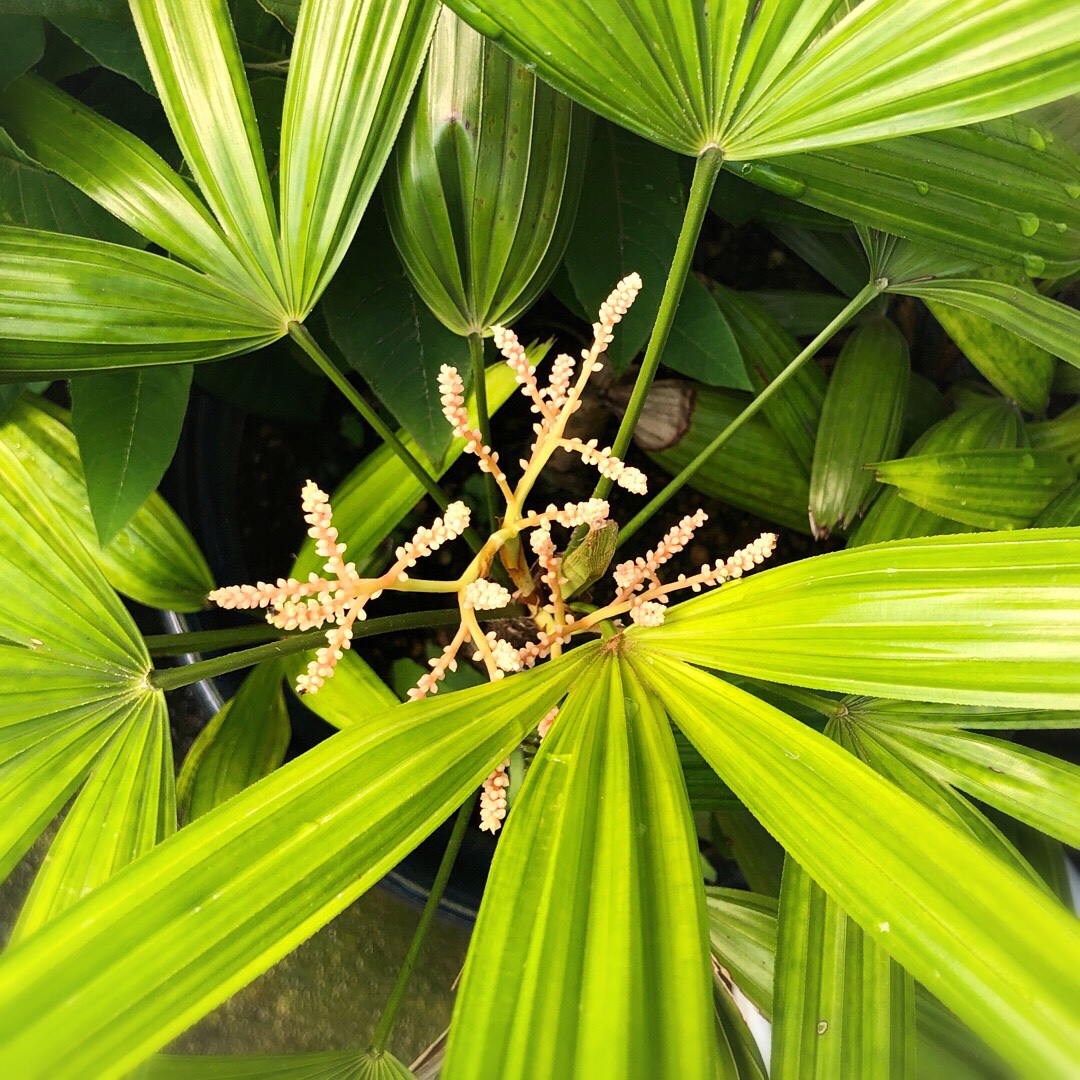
[775,176,806,198]
[1016,212,1040,237]
[1022,253,1046,276]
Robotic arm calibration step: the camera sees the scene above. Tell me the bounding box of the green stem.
[145,623,296,655]
[595,147,725,500]
[468,332,497,532]
[287,322,452,507]
[369,795,475,1054]
[618,279,886,547]
[147,608,527,691]
[149,629,326,690]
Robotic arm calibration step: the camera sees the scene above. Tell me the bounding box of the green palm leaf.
[1030,403,1080,463]
[924,272,1057,415]
[867,725,1080,848]
[705,889,1017,1080]
[0,654,586,1078]
[0,436,171,930]
[443,653,718,1079]
[871,449,1075,529]
[10,693,174,944]
[723,0,1080,157]
[849,398,1022,547]
[0,74,258,298]
[894,277,1080,367]
[445,0,1080,158]
[385,6,587,335]
[730,116,1080,278]
[1037,481,1080,527]
[809,317,909,538]
[705,888,778,1015]
[772,858,914,1080]
[847,723,1051,890]
[842,696,1080,731]
[70,365,193,545]
[0,393,211,611]
[129,0,286,304]
[641,529,1080,706]
[0,229,282,377]
[280,0,440,316]
[643,655,1080,1079]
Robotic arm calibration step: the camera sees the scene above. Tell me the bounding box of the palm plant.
[0,1,1078,1078]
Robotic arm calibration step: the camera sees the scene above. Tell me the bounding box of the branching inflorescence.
[210,274,777,831]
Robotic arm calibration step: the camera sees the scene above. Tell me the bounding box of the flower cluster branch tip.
[479,758,510,833]
[210,482,471,693]
[207,273,779,830]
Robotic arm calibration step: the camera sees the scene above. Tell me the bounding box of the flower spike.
[210,486,473,695]
[438,365,512,496]
[207,274,779,836]
[479,759,510,833]
[463,578,513,611]
[558,437,648,494]
[493,324,551,419]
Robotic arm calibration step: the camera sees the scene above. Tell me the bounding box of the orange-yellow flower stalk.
[208,273,780,832]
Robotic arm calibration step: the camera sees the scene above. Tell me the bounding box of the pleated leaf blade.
[0,74,258,299]
[385,6,586,336]
[446,0,1080,159]
[849,398,1023,547]
[730,116,1080,279]
[0,434,171,931]
[724,0,1080,157]
[809,317,909,538]
[129,0,287,305]
[772,857,914,1080]
[280,0,440,315]
[642,656,1080,1080]
[443,653,718,1079]
[640,529,1080,707]
[0,393,212,612]
[0,654,586,1079]
[0,228,283,378]
[867,725,1080,849]
[925,277,1056,415]
[895,277,1080,369]
[10,692,174,944]
[871,449,1075,530]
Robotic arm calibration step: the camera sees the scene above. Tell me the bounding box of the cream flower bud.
[538,706,558,740]
[479,758,511,832]
[464,578,513,611]
[560,438,648,495]
[630,600,666,627]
